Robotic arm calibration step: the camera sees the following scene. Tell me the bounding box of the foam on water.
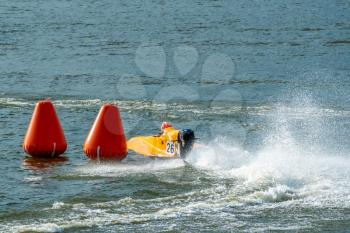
[17,223,63,233]
[52,202,65,210]
[23,176,43,182]
[5,193,232,233]
[74,158,185,177]
[2,97,349,118]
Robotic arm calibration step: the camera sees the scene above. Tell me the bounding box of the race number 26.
[166,141,175,155]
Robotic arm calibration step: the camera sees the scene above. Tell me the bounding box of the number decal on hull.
[166,141,175,155]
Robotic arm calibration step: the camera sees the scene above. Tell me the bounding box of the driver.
[161,121,173,133]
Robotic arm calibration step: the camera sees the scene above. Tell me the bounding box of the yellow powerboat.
[127,127,195,159]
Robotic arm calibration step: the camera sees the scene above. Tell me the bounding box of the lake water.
[1,0,350,232]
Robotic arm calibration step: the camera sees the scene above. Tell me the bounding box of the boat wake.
[187,99,350,205]
[74,158,186,178]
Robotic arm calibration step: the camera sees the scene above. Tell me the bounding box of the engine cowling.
[178,129,195,158]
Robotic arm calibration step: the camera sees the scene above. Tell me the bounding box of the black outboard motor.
[178,129,195,158]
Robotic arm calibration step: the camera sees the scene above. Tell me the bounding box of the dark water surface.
[1,1,350,232]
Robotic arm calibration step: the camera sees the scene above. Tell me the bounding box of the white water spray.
[187,96,350,204]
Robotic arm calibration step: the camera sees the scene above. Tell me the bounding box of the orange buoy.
[23,100,67,158]
[83,104,128,161]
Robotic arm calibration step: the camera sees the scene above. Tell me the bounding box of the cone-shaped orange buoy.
[83,104,128,161]
[23,100,67,158]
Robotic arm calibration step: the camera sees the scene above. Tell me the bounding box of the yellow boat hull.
[127,136,179,158]
[127,128,195,159]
